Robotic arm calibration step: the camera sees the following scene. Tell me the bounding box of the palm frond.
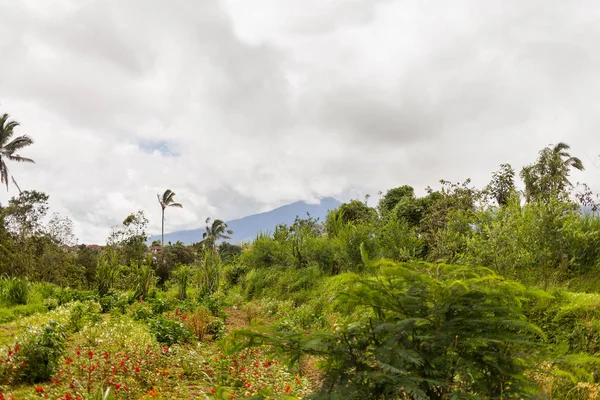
[7,155,34,163]
[566,156,584,171]
[168,202,183,208]
[553,142,571,153]
[3,135,33,154]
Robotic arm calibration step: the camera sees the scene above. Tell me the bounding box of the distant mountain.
[150,197,341,245]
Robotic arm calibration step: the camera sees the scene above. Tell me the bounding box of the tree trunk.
[161,207,165,264]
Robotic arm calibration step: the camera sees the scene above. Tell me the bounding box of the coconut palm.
[521,142,584,202]
[157,189,183,257]
[553,142,584,174]
[201,218,233,252]
[0,114,35,193]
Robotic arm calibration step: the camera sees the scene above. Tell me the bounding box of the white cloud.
[0,0,598,242]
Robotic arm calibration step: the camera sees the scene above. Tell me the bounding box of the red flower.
[135,367,140,373]
[178,374,183,379]
[65,357,73,365]
[76,349,81,356]
[210,388,216,393]
[35,386,44,393]
[284,385,291,393]
[244,382,251,389]
[14,344,19,351]
[87,350,94,359]
[7,350,12,356]
[254,362,259,368]
[64,393,73,400]
[21,361,26,366]
[296,376,301,384]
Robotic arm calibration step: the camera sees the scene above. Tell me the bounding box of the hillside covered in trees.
[2,111,600,398]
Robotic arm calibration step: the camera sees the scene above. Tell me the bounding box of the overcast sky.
[1,0,599,243]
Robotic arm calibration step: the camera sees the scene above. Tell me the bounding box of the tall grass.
[0,275,29,305]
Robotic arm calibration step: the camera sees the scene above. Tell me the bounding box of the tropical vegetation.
[2,113,600,398]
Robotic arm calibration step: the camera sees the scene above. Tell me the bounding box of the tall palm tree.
[157,189,183,257]
[201,218,233,252]
[0,114,34,193]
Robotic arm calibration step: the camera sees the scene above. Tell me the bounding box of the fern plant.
[232,260,545,399]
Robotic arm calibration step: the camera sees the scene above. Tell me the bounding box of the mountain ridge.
[149,197,341,245]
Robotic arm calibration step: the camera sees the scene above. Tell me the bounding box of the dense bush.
[16,320,65,383]
[147,316,191,345]
[234,261,544,399]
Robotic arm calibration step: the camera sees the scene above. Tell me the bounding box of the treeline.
[1,141,598,294]
[237,142,599,292]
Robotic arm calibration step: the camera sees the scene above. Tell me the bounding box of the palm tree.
[0,114,34,193]
[157,189,183,258]
[201,218,233,252]
[552,142,584,174]
[521,142,584,202]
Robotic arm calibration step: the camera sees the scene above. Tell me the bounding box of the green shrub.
[147,317,191,345]
[207,317,227,340]
[173,264,191,300]
[18,320,66,383]
[200,292,226,319]
[130,302,153,321]
[223,264,249,286]
[56,288,98,305]
[99,294,116,313]
[43,297,59,310]
[148,297,174,315]
[68,301,102,333]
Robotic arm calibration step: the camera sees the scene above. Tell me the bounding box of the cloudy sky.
[0,0,599,243]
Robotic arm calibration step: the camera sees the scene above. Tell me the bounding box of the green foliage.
[18,320,66,383]
[223,263,250,286]
[131,255,155,301]
[96,249,119,297]
[464,196,585,287]
[197,250,222,297]
[207,317,227,340]
[376,214,423,262]
[0,275,29,305]
[234,261,543,399]
[200,292,227,319]
[336,199,377,226]
[377,185,415,216]
[173,264,191,300]
[147,316,191,345]
[485,163,516,206]
[68,300,102,333]
[521,142,584,203]
[219,242,243,265]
